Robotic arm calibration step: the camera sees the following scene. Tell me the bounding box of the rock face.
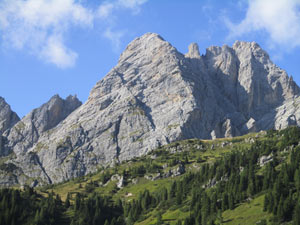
[0,97,19,156]
[3,95,82,156]
[0,97,19,134]
[0,95,81,186]
[1,33,300,186]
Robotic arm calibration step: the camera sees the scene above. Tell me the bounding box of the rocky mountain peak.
[2,33,300,187]
[118,32,178,65]
[89,32,183,101]
[0,97,19,134]
[3,94,82,156]
[36,94,82,132]
[233,40,270,62]
[185,43,200,59]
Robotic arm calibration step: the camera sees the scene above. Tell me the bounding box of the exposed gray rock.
[0,97,19,134]
[4,94,82,156]
[0,95,81,186]
[171,164,185,177]
[110,174,124,188]
[258,154,273,167]
[246,118,256,132]
[117,176,124,188]
[202,174,230,189]
[202,177,217,189]
[131,178,138,184]
[2,32,300,186]
[110,174,121,181]
[0,97,19,156]
[144,173,161,181]
[162,163,168,169]
[163,164,185,178]
[185,43,201,59]
[152,173,161,181]
[245,137,255,144]
[220,142,229,148]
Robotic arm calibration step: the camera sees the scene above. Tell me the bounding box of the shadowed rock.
[0,97,19,134]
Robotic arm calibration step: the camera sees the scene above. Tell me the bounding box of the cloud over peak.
[0,0,147,68]
[226,0,300,49]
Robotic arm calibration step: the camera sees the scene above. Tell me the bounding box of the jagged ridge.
[1,32,300,186]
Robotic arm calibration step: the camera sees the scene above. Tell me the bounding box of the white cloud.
[41,35,78,68]
[98,2,115,19]
[226,0,300,49]
[97,0,147,18]
[104,28,125,52]
[0,0,148,68]
[118,0,148,13]
[96,0,148,51]
[0,0,93,68]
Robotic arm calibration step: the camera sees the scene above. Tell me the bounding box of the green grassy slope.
[2,127,300,225]
[42,132,258,201]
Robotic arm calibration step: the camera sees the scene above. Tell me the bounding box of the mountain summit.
[1,33,300,186]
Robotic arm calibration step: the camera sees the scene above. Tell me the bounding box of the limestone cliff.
[1,33,300,186]
[0,95,81,186]
[0,97,19,134]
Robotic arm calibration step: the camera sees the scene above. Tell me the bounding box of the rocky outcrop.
[3,95,82,156]
[0,95,81,185]
[258,154,273,167]
[1,33,300,186]
[0,97,19,134]
[203,41,299,138]
[185,43,201,59]
[0,97,19,156]
[163,164,185,178]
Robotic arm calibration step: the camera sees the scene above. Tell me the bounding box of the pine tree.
[277,196,284,221]
[176,220,182,225]
[221,193,228,211]
[176,191,183,205]
[110,217,116,225]
[247,180,255,197]
[294,169,300,191]
[156,211,163,225]
[34,209,40,225]
[65,193,71,208]
[75,193,81,211]
[263,195,269,212]
[215,210,223,225]
[293,202,300,225]
[228,193,234,210]
[184,155,189,164]
[169,182,176,199]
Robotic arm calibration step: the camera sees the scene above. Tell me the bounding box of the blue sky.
[1,0,300,117]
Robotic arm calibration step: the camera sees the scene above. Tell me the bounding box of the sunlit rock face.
[1,33,300,186]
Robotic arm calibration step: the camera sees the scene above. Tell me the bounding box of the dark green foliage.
[129,165,146,177]
[84,180,99,193]
[2,127,300,224]
[71,192,124,225]
[156,211,163,225]
[100,170,112,184]
[262,146,300,223]
[0,187,65,225]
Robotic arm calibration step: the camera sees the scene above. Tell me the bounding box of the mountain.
[0,97,20,156]
[0,95,81,186]
[0,97,19,135]
[1,127,300,225]
[1,32,300,187]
